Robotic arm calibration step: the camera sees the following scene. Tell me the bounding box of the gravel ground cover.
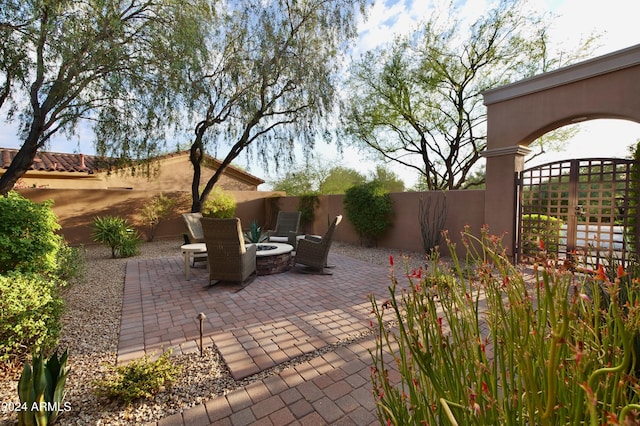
[0,239,426,425]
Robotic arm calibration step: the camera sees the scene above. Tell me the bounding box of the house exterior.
[0,149,264,191]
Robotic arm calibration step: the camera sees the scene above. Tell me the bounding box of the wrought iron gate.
[515,158,639,267]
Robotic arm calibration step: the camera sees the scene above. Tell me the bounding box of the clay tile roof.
[0,148,95,174]
[0,148,265,184]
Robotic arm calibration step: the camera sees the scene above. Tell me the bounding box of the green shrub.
[18,349,69,426]
[92,216,141,258]
[139,193,177,241]
[118,234,141,258]
[54,243,85,283]
[0,272,64,364]
[521,213,563,255]
[628,141,640,255]
[94,351,182,404]
[370,227,640,425]
[0,191,63,274]
[298,193,320,229]
[202,188,236,218]
[344,182,393,247]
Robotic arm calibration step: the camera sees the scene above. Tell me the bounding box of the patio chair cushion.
[201,217,256,285]
[182,212,205,243]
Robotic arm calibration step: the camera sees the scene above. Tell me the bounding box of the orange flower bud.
[595,264,607,281]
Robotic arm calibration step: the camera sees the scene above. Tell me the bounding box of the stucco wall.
[17,189,487,258]
[17,189,283,245]
[486,65,640,149]
[272,190,486,258]
[92,155,261,191]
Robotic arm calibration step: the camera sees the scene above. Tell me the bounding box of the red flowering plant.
[369,227,640,425]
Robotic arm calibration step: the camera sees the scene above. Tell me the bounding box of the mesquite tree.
[343,0,596,190]
[0,0,211,195]
[185,0,369,212]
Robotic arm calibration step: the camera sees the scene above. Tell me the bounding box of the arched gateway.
[482,44,640,261]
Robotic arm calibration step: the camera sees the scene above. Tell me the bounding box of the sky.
[315,0,640,187]
[1,0,640,188]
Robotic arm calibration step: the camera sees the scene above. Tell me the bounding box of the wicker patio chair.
[293,215,342,274]
[182,212,205,243]
[201,217,257,285]
[267,211,302,245]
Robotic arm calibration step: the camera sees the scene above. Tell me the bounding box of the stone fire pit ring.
[253,243,294,275]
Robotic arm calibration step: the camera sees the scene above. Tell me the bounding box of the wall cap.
[481,145,532,158]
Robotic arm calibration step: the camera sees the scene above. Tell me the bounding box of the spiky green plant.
[91,216,141,258]
[244,221,267,243]
[17,349,69,426]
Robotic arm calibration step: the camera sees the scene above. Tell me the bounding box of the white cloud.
[354,0,431,54]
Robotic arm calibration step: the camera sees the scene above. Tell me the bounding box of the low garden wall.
[17,188,487,258]
[276,191,486,258]
[17,188,284,245]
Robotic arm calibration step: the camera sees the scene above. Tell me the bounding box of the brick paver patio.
[119,251,411,425]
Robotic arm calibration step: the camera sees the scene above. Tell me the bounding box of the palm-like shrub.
[92,216,141,258]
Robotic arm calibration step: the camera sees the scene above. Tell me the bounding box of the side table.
[181,243,207,280]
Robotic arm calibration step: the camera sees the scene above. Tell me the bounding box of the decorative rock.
[0,240,424,425]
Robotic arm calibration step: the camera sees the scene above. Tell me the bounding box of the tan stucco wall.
[17,188,282,245]
[93,155,261,191]
[486,65,640,149]
[14,172,105,189]
[274,191,486,258]
[18,189,487,258]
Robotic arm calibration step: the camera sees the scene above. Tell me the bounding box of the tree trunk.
[189,141,204,213]
[0,137,40,196]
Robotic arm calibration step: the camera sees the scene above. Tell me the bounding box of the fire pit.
[256,244,278,252]
[254,243,294,275]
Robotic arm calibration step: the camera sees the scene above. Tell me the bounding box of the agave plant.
[244,221,268,243]
[18,349,69,426]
